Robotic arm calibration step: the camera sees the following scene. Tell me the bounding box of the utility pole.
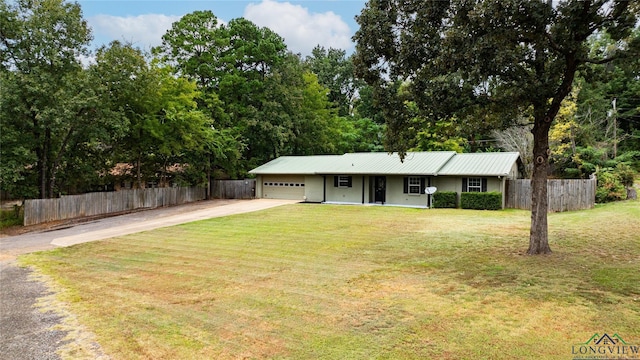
[612,98,617,159]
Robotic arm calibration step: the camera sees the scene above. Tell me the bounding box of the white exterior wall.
[325,175,364,204]
[432,177,502,193]
[363,176,371,203]
[255,175,264,198]
[385,176,429,207]
[431,177,459,193]
[304,175,324,202]
[487,177,501,192]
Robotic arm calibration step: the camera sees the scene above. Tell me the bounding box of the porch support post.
[322,176,326,203]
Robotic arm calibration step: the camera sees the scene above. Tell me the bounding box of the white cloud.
[77,53,96,68]
[88,14,183,50]
[244,0,353,56]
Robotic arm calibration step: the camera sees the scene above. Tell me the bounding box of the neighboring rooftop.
[249,151,520,177]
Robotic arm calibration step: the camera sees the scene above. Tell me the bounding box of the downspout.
[362,176,365,204]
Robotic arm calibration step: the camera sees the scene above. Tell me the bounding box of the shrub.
[0,207,22,229]
[596,169,628,203]
[432,191,457,208]
[615,163,636,187]
[460,192,502,210]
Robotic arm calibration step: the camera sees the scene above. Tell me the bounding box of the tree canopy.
[1,3,386,198]
[1,0,95,198]
[354,0,640,254]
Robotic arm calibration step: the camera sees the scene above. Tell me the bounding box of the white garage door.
[261,175,305,200]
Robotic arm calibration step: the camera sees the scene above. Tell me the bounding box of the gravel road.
[0,199,298,359]
[0,261,68,360]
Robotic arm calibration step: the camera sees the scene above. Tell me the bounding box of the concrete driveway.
[0,198,298,359]
[1,198,299,260]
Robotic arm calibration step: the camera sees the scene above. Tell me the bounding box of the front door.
[374,176,386,203]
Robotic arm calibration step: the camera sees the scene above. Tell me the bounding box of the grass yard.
[20,201,640,359]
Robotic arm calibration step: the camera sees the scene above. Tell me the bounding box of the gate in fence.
[212,179,256,200]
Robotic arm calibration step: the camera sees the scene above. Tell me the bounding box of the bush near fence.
[24,187,206,226]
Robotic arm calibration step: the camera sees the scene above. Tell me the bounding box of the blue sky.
[76,0,367,56]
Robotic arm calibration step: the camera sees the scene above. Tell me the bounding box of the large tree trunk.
[528,116,552,255]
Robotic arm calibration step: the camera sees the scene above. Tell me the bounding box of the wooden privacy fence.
[24,187,206,226]
[506,178,596,212]
[212,179,256,199]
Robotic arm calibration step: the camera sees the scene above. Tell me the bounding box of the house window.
[463,177,487,192]
[338,176,351,188]
[408,177,421,195]
[403,177,426,194]
[467,178,482,192]
[334,175,352,188]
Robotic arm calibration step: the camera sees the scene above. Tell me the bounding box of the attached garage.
[259,175,305,200]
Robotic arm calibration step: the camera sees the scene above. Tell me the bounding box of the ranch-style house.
[249,151,521,209]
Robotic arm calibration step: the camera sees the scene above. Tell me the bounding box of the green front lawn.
[21,201,640,359]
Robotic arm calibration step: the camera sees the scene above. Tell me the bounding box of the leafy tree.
[97,41,243,188]
[157,12,369,174]
[353,85,385,125]
[305,46,362,116]
[576,32,640,159]
[549,88,585,177]
[354,0,640,254]
[0,0,111,198]
[549,34,640,179]
[350,117,385,153]
[0,73,36,198]
[154,10,227,89]
[288,72,339,155]
[406,101,467,153]
[93,41,159,188]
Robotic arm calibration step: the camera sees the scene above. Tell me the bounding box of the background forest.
[1,0,638,202]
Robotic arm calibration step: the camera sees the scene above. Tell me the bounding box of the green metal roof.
[333,152,455,175]
[437,152,520,176]
[248,155,342,175]
[249,151,520,176]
